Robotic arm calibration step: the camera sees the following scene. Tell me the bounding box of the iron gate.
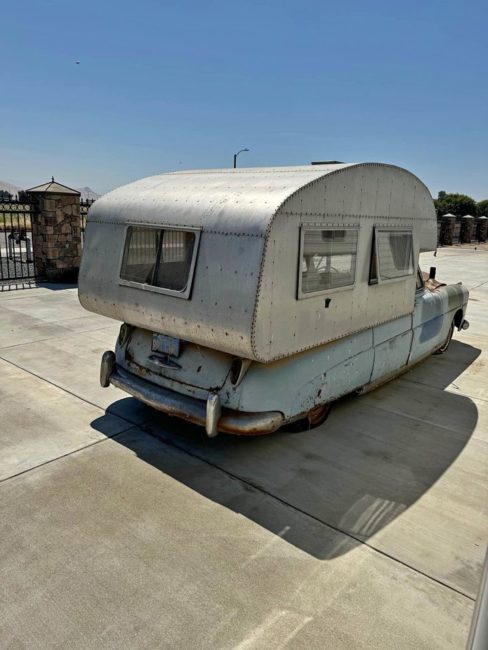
[80,198,95,246]
[0,198,39,285]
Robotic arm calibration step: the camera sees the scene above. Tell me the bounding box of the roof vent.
[310,160,344,165]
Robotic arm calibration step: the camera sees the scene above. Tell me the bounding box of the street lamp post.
[233,148,250,168]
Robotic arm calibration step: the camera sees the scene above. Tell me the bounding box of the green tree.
[477,199,488,216]
[434,191,478,218]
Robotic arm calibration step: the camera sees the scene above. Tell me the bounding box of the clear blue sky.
[1,0,487,199]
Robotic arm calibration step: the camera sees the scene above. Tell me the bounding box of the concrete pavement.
[0,247,487,649]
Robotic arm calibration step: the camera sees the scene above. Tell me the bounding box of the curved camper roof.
[89,164,356,239]
[89,163,435,245]
[80,163,437,362]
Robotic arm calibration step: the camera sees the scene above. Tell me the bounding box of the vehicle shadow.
[0,282,78,293]
[91,339,480,561]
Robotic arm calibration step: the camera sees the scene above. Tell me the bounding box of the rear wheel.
[434,319,455,355]
[284,403,331,433]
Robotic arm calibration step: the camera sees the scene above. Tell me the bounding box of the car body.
[78,163,469,436]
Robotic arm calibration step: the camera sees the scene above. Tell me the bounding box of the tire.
[284,403,332,433]
[434,320,455,355]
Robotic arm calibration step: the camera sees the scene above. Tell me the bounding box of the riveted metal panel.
[79,163,437,363]
[80,223,263,359]
[252,164,435,361]
[84,164,355,235]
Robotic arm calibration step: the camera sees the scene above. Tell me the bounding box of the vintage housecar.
[78,163,469,436]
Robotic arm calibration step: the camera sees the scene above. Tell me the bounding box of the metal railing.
[0,194,96,287]
[80,198,95,246]
[0,198,37,284]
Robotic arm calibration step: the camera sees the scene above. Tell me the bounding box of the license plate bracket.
[152,333,181,358]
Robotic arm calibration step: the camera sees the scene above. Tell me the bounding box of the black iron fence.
[0,199,37,284]
[80,198,95,245]
[0,196,96,286]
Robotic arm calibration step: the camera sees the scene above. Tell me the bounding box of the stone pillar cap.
[442,213,456,218]
[26,177,80,195]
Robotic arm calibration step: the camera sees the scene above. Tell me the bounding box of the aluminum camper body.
[78,163,469,435]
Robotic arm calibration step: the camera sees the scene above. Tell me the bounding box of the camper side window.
[120,226,200,298]
[299,228,358,297]
[375,230,414,281]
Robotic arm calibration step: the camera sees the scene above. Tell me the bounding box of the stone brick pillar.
[476,216,488,243]
[439,214,456,246]
[460,215,475,244]
[26,178,81,282]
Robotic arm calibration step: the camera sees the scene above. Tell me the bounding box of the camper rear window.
[120,226,200,298]
[376,230,414,281]
[299,228,358,297]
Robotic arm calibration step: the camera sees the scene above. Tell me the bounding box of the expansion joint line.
[0,355,478,603]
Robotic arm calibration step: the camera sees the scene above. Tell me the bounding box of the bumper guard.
[100,351,284,437]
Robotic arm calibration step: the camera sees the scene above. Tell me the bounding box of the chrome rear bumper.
[101,352,284,436]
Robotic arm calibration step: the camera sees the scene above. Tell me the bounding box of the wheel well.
[454,309,464,328]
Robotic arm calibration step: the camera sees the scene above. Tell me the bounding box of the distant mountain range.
[76,186,100,201]
[0,180,101,201]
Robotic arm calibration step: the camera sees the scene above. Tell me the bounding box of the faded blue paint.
[419,314,444,343]
[370,329,413,383]
[222,340,375,416]
[409,282,467,364]
[113,281,469,425]
[412,290,446,328]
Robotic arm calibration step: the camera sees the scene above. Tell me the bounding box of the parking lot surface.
[0,247,487,649]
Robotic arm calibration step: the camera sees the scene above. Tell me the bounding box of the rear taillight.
[229,358,252,387]
[230,359,242,385]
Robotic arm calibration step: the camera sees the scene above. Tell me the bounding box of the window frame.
[297,225,359,300]
[372,227,415,285]
[118,223,201,299]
